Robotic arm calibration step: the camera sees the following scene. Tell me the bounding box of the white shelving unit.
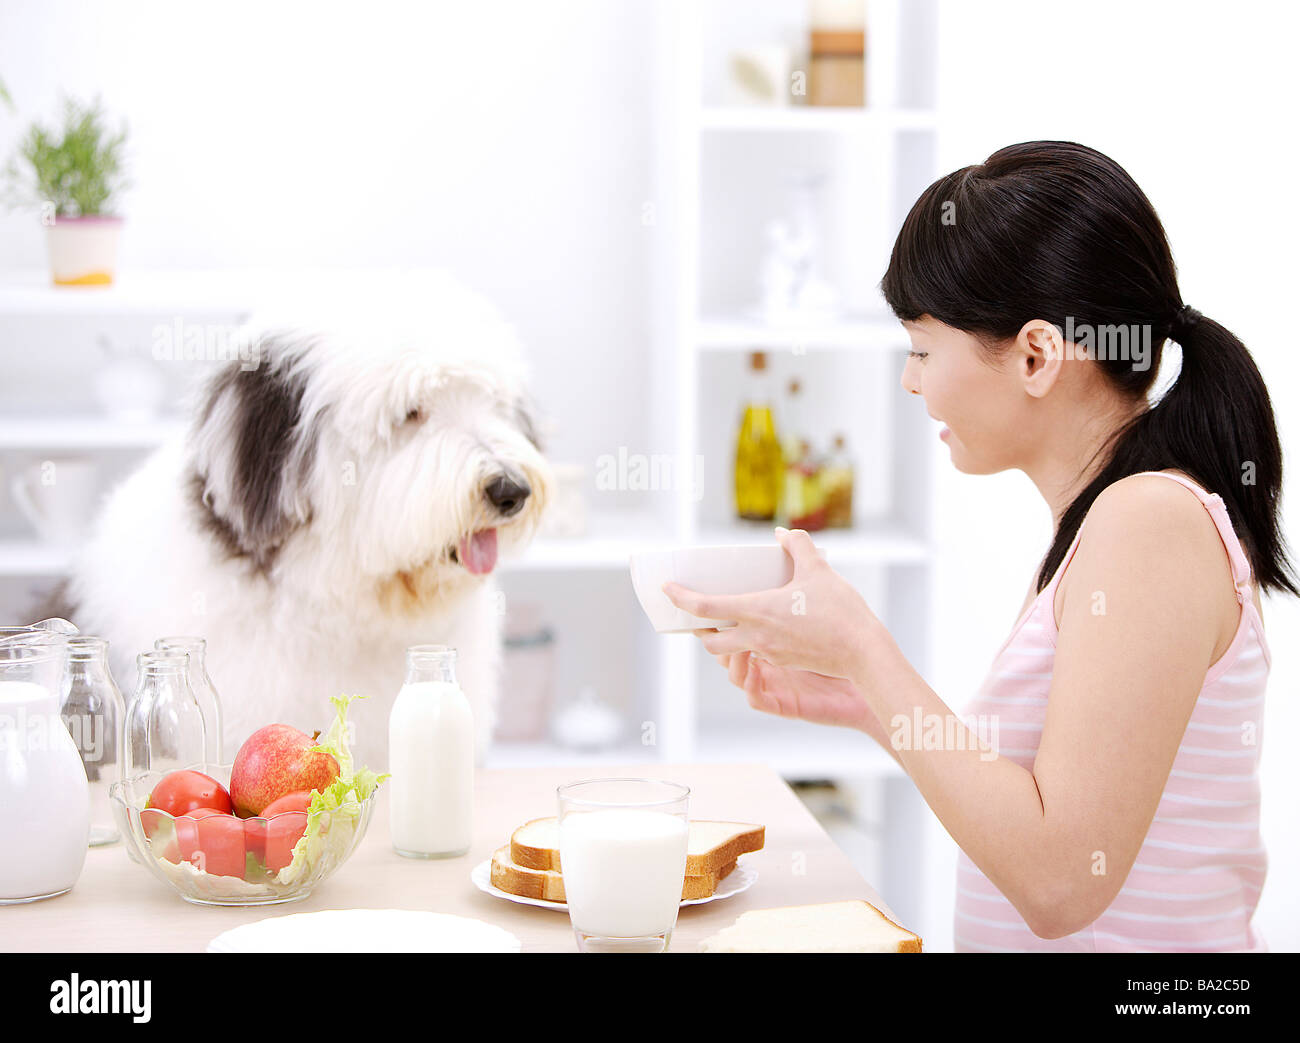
[637,0,940,935]
[636,0,940,781]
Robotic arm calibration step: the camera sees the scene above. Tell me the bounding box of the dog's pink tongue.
[458,528,498,574]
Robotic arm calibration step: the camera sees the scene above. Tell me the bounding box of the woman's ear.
[1017,319,1065,399]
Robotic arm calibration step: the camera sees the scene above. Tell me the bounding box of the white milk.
[0,680,91,901]
[388,679,474,858]
[559,809,689,938]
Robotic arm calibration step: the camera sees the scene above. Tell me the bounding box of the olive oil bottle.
[734,351,784,521]
[778,377,827,531]
[822,432,855,528]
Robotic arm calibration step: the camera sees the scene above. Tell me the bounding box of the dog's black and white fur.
[66,273,552,769]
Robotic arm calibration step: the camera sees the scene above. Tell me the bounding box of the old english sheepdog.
[67,274,552,770]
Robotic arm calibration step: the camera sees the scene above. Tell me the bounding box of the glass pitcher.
[0,630,91,902]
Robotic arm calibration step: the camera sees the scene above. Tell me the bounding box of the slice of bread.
[490,845,739,904]
[490,845,567,903]
[510,817,765,875]
[699,900,923,953]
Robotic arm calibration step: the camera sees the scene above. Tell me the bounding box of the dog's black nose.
[484,473,530,517]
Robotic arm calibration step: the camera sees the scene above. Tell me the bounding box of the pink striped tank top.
[955,470,1270,952]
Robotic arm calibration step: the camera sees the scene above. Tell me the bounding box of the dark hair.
[882,140,1297,596]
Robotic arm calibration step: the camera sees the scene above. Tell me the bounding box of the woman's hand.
[714,650,875,731]
[662,527,882,682]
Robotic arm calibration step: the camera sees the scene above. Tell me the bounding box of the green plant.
[4,96,128,217]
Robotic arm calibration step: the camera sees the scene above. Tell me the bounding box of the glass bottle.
[778,377,827,530]
[734,350,784,521]
[59,637,125,846]
[154,636,223,764]
[389,645,474,859]
[123,650,207,779]
[822,432,855,528]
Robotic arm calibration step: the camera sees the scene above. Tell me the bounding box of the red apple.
[229,724,339,817]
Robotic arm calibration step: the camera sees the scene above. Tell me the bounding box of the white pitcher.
[0,630,90,903]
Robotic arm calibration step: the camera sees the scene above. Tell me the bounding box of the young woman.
[664,141,1293,952]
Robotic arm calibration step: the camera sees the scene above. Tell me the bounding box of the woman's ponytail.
[1064,305,1299,596]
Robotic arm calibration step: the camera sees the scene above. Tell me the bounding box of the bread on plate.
[490,817,765,904]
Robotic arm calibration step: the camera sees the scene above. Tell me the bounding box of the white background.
[1,0,1295,951]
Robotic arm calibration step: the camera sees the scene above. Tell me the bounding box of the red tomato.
[140,807,170,845]
[153,807,224,863]
[146,770,233,817]
[261,790,314,817]
[178,811,246,878]
[243,817,267,869]
[259,812,309,873]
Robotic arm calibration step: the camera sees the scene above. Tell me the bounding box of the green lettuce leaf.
[275,694,389,888]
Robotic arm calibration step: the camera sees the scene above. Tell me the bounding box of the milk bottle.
[388,645,473,858]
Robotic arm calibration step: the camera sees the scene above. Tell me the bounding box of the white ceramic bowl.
[629,543,813,633]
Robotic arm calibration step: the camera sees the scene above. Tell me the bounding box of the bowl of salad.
[110,695,387,906]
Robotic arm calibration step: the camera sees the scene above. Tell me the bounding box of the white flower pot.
[44,216,123,287]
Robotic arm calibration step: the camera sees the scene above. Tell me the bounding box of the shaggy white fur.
[68,272,552,771]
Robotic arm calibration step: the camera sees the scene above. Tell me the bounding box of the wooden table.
[1,762,892,953]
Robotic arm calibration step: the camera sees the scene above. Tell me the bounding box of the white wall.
[0,0,658,476]
[2,0,1294,952]
[925,0,1300,952]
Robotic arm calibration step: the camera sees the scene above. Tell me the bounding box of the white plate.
[207,908,521,953]
[470,859,757,911]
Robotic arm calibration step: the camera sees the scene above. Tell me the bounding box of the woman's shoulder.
[1062,470,1236,611]
[1088,469,1216,532]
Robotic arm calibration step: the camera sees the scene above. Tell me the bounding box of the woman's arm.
[666,476,1234,937]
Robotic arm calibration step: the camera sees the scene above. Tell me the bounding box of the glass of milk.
[557,778,690,953]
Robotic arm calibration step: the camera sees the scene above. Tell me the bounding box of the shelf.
[692,719,900,779]
[0,415,187,451]
[698,107,937,132]
[505,511,672,571]
[0,541,72,576]
[0,270,257,316]
[484,740,660,770]
[0,511,676,578]
[693,521,930,566]
[0,523,929,579]
[696,314,908,352]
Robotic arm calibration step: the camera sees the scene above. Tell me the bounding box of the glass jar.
[123,650,207,779]
[154,636,224,763]
[59,636,125,846]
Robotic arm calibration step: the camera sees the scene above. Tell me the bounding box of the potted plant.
[3,95,129,286]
